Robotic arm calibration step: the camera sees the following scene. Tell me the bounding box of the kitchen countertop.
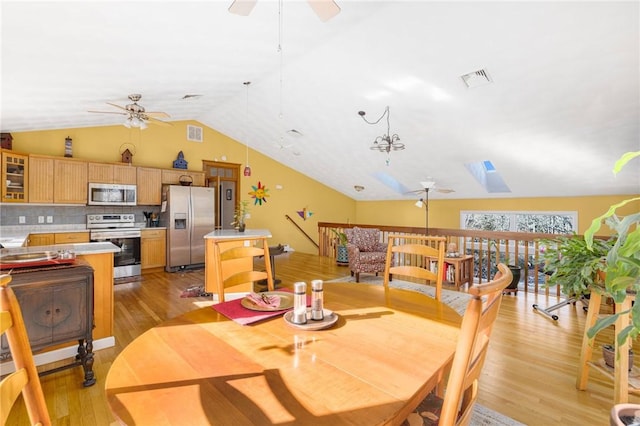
[203,229,272,240]
[0,224,165,248]
[0,242,120,256]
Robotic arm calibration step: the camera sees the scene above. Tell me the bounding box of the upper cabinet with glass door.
[1,150,28,202]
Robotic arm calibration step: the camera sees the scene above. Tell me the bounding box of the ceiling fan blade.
[105,102,129,111]
[307,0,341,22]
[88,110,127,116]
[228,0,257,16]
[436,188,455,193]
[144,111,171,119]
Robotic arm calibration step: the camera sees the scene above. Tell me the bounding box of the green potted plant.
[331,228,349,265]
[232,200,250,232]
[584,151,640,345]
[540,234,612,298]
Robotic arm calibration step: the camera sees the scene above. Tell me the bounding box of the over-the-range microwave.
[88,183,137,206]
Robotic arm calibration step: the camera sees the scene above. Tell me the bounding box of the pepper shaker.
[292,282,307,324]
[311,279,324,321]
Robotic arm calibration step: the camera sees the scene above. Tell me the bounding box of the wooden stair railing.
[285,215,319,249]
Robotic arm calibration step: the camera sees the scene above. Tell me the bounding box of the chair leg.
[355,272,360,282]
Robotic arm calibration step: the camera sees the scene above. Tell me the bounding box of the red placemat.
[212,290,310,326]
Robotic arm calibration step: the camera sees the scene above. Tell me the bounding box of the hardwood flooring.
[5,252,636,425]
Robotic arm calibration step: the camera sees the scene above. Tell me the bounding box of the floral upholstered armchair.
[344,227,390,282]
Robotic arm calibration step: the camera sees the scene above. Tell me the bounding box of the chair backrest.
[0,274,51,426]
[344,227,382,252]
[383,234,447,301]
[439,263,512,426]
[212,237,275,303]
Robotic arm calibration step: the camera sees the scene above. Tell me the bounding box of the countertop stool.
[257,244,286,290]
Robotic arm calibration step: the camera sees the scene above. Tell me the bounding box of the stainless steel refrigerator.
[160,185,215,272]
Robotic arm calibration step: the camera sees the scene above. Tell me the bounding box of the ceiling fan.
[228,0,341,22]
[88,94,171,129]
[406,180,455,234]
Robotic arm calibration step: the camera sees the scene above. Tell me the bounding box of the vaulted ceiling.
[1,1,638,201]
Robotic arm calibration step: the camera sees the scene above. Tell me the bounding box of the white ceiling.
[1,1,639,201]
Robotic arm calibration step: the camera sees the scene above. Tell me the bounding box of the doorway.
[202,160,240,230]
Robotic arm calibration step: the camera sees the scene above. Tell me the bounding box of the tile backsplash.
[0,205,158,228]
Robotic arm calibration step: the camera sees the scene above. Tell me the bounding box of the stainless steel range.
[87,214,141,279]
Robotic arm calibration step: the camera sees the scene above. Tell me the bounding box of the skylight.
[465,160,511,193]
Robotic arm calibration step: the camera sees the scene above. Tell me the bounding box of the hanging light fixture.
[243,81,252,177]
[358,106,405,165]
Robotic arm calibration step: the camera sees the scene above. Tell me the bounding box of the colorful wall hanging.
[297,207,313,221]
[249,181,270,205]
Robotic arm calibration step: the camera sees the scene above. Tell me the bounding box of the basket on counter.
[179,175,193,186]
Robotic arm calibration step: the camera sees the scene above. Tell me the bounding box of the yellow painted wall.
[9,121,637,249]
[10,121,356,253]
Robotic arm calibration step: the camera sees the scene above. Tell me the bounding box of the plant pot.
[610,403,640,426]
[336,245,348,265]
[238,223,246,233]
[507,265,521,290]
[603,344,633,371]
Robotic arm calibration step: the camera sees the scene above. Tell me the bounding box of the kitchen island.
[0,242,119,368]
[204,229,272,299]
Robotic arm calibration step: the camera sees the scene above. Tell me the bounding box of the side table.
[443,255,473,288]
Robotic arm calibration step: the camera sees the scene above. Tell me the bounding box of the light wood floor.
[5,251,637,425]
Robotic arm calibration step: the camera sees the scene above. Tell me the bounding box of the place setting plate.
[283,309,339,330]
[241,291,294,312]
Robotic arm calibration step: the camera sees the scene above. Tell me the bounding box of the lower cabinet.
[141,228,166,271]
[27,232,89,246]
[0,263,96,387]
[27,233,54,246]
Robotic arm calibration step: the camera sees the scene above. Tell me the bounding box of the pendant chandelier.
[243,81,252,177]
[358,106,405,165]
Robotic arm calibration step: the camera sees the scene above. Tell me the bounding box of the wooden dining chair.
[211,236,275,303]
[0,274,51,426]
[403,263,513,426]
[383,235,447,301]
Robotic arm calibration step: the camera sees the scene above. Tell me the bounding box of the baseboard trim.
[0,336,115,375]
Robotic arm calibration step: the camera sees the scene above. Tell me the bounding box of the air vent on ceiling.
[461,69,492,88]
[187,125,203,142]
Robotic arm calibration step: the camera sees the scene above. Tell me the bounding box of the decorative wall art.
[297,207,313,221]
[249,181,270,205]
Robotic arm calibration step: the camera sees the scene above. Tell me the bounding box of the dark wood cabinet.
[0,263,95,386]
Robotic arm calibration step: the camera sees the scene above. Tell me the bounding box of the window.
[461,211,577,234]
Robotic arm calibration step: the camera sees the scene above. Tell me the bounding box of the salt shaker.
[292,282,307,324]
[311,280,324,321]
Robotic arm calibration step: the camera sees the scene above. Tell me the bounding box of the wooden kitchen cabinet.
[27,233,55,246]
[54,232,90,244]
[28,155,54,203]
[0,263,95,386]
[88,162,137,184]
[1,150,28,203]
[161,169,205,187]
[141,228,166,271]
[137,166,162,205]
[54,158,88,204]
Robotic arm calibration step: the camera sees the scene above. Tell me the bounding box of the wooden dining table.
[105,283,462,425]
